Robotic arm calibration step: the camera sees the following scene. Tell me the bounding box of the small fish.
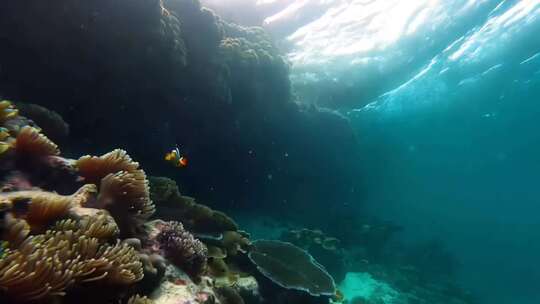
[164,146,188,168]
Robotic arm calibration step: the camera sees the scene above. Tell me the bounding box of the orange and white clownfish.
[165,146,188,168]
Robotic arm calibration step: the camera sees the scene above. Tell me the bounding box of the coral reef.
[150,177,238,234]
[0,0,361,227]
[0,102,232,303]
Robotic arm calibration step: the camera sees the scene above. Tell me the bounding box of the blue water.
[227,1,540,303]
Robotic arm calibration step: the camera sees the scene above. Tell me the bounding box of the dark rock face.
[0,0,361,226]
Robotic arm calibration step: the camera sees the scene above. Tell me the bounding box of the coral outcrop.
[0,103,174,303]
[0,102,267,304]
[0,0,362,230]
[150,177,238,234]
[0,101,148,302]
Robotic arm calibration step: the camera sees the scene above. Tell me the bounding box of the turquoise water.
[249,1,540,303]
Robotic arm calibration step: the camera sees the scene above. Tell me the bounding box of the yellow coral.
[0,100,18,123]
[0,141,10,155]
[0,127,9,141]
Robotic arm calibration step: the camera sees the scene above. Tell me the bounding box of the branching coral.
[149,220,208,278]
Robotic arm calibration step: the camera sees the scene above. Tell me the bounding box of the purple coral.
[155,221,208,278]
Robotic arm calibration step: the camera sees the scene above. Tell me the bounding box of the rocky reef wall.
[0,0,361,226]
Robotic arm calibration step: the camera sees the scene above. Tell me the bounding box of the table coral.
[248,239,336,297]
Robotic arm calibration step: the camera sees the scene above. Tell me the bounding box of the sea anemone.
[0,184,97,232]
[15,126,60,156]
[76,149,143,184]
[76,150,155,236]
[0,217,143,302]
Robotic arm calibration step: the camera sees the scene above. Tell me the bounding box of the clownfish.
[165,146,188,168]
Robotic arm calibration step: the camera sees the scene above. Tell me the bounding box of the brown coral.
[15,126,60,156]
